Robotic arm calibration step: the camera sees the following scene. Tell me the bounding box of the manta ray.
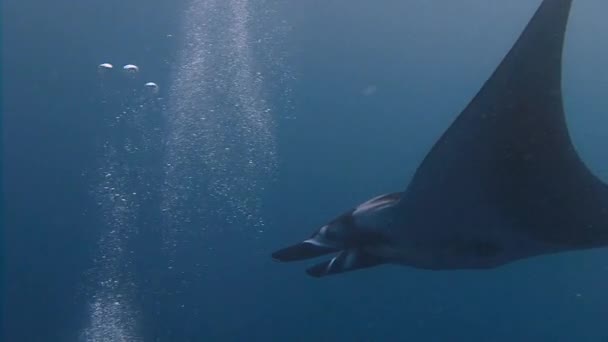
[272,0,608,277]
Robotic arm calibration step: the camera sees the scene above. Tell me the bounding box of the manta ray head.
[272,193,401,277]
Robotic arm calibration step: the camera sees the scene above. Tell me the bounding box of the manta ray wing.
[403,0,608,247]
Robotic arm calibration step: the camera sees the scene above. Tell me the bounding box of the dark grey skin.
[273,0,608,277]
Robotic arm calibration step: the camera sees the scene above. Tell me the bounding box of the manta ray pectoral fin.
[402,0,608,246]
[306,249,385,278]
[272,241,339,262]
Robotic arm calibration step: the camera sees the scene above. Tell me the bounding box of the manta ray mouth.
[273,243,386,277]
[305,248,387,278]
[271,241,339,262]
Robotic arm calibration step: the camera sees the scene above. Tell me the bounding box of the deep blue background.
[4,0,608,341]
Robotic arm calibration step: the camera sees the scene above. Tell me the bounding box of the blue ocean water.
[4,0,608,341]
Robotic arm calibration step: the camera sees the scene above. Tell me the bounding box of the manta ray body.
[273,0,608,277]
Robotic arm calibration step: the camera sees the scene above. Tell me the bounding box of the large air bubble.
[144,82,159,95]
[123,64,140,75]
[98,63,113,73]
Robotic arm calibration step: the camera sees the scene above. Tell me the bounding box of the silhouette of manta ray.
[273,0,608,277]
